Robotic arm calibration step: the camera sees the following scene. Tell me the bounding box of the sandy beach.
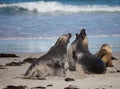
[0,52,120,89]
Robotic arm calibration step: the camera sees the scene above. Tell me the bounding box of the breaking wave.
[0,1,120,13]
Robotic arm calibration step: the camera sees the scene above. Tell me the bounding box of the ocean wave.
[0,1,120,13]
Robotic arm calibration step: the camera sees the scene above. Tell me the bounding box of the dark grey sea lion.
[25,33,71,79]
[67,29,106,74]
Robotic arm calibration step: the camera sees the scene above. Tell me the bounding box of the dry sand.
[0,52,120,89]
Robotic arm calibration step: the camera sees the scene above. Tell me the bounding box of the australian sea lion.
[67,29,106,74]
[25,33,71,79]
[67,29,88,71]
[95,44,114,67]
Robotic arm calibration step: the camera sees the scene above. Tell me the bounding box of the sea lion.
[67,29,106,74]
[25,33,71,79]
[95,44,114,67]
[67,29,88,71]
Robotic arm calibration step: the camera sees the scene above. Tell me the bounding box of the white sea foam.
[0,1,120,13]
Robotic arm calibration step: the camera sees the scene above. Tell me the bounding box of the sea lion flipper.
[73,51,77,61]
[112,56,118,60]
[97,49,106,59]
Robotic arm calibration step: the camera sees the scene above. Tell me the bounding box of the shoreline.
[0,35,120,53]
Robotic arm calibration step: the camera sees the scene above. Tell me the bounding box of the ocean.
[0,0,120,53]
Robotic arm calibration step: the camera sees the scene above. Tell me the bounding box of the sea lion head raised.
[55,33,72,45]
[75,29,106,73]
[75,29,88,48]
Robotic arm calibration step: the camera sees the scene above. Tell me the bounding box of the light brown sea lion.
[25,33,71,79]
[95,44,114,67]
[67,29,106,74]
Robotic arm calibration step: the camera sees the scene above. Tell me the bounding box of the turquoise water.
[0,0,120,53]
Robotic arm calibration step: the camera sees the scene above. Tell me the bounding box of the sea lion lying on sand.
[25,33,71,79]
[95,44,117,67]
[67,29,106,74]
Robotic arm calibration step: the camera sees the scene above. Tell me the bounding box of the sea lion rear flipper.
[112,56,118,60]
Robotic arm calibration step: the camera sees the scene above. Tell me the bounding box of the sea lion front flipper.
[97,49,106,59]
